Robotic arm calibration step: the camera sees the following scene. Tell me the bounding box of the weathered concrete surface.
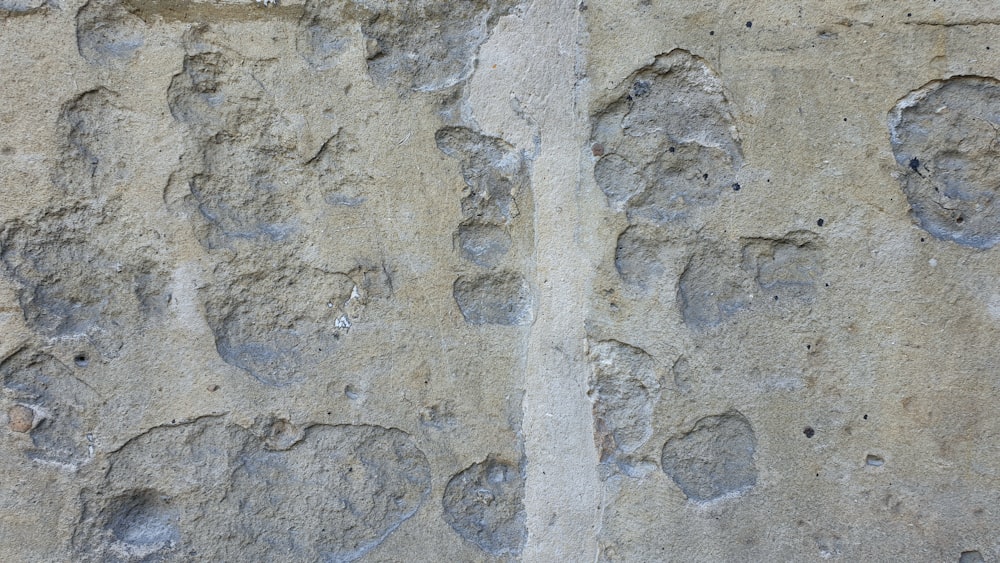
[3,0,1000,561]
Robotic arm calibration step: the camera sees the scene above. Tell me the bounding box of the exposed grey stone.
[353,0,518,91]
[455,221,513,267]
[0,205,169,356]
[54,89,135,198]
[436,126,529,226]
[453,271,533,325]
[677,247,750,329]
[442,455,526,556]
[660,411,758,502]
[203,262,365,386]
[587,340,660,469]
[76,0,146,67]
[0,349,98,467]
[889,77,1000,248]
[74,418,431,562]
[591,50,741,220]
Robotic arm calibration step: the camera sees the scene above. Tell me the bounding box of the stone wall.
[1,0,999,561]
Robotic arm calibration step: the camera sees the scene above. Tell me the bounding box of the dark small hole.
[746,21,752,28]
[702,173,709,180]
[773,295,779,301]
[710,30,715,35]
[956,216,964,224]
[909,157,920,172]
[806,344,811,350]
[817,218,825,227]
[668,146,676,153]
[863,414,868,420]
[803,427,815,438]
[74,354,89,368]
[732,182,741,191]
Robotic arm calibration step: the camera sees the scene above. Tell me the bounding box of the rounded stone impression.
[442,456,526,556]
[661,411,757,502]
[74,419,431,561]
[889,76,1000,248]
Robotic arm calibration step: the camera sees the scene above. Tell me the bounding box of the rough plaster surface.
[2,1,1000,561]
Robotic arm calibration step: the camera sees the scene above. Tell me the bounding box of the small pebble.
[8,405,33,433]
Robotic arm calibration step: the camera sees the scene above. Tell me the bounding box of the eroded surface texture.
[202,262,365,386]
[355,0,517,91]
[587,340,660,476]
[73,418,431,562]
[2,1,1000,562]
[890,77,1000,249]
[0,205,168,357]
[76,0,146,67]
[660,411,758,502]
[443,456,527,556]
[591,50,741,221]
[1,349,98,468]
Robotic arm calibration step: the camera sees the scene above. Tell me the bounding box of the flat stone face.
[73,419,432,561]
[889,77,1000,249]
[660,411,758,502]
[587,339,660,476]
[2,1,1000,562]
[442,456,527,556]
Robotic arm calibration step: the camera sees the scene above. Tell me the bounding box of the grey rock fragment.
[0,206,169,356]
[591,50,741,220]
[614,224,666,290]
[296,0,352,70]
[54,89,135,198]
[453,272,533,326]
[436,126,529,226]
[76,0,146,67]
[0,350,98,467]
[742,232,822,301]
[674,233,822,329]
[677,248,750,329]
[203,263,364,386]
[442,455,526,556]
[0,0,47,13]
[455,222,513,268]
[353,0,518,91]
[587,340,660,470]
[74,418,431,562]
[889,76,1000,248]
[661,411,758,502]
